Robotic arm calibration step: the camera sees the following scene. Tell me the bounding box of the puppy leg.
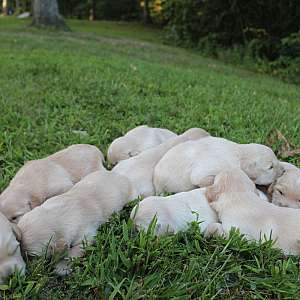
[204,222,226,238]
[54,244,84,276]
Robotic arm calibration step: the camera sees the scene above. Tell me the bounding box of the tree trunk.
[31,0,69,30]
[15,0,21,14]
[2,0,8,15]
[143,0,152,24]
[89,0,96,21]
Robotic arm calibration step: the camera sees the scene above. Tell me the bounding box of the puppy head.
[239,143,282,185]
[181,128,210,141]
[0,212,26,284]
[107,136,140,165]
[0,189,32,223]
[270,166,300,208]
[205,168,256,212]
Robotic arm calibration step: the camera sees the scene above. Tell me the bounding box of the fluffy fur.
[18,170,131,275]
[130,188,218,236]
[269,161,300,208]
[0,144,104,223]
[107,125,177,165]
[112,128,210,199]
[154,136,282,194]
[206,168,300,255]
[0,211,25,283]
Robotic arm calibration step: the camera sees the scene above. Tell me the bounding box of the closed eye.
[10,214,22,223]
[268,165,273,170]
[277,189,284,196]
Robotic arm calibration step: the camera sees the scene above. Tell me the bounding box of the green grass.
[1,16,300,299]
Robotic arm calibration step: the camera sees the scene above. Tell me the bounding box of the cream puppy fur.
[130,188,218,236]
[269,162,300,208]
[206,168,300,255]
[154,136,282,194]
[18,170,131,275]
[130,186,267,237]
[107,125,177,164]
[0,144,104,223]
[112,128,210,200]
[0,211,25,283]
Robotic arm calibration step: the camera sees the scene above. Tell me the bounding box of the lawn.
[1,17,300,299]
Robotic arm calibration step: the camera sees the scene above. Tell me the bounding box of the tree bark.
[31,0,69,30]
[2,0,8,15]
[89,0,96,21]
[143,0,152,24]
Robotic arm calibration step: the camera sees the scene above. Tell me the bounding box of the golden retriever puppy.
[206,168,300,255]
[107,125,177,165]
[268,162,300,208]
[18,170,131,276]
[0,211,25,283]
[154,136,282,194]
[112,128,210,199]
[0,144,104,223]
[130,188,218,236]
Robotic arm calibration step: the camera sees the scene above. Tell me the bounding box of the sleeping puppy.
[130,188,218,236]
[107,125,177,165]
[154,136,283,194]
[206,168,300,255]
[130,185,269,237]
[268,162,300,208]
[112,128,210,200]
[0,211,25,283]
[18,170,131,276]
[0,144,104,223]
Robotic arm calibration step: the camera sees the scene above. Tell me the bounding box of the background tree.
[143,0,152,24]
[2,0,8,15]
[31,0,69,30]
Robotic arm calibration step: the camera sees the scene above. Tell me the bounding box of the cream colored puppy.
[0,211,25,283]
[0,144,104,223]
[18,170,131,275]
[131,186,268,237]
[107,125,177,164]
[130,188,218,236]
[206,168,300,255]
[269,162,300,208]
[112,128,210,200]
[154,136,282,194]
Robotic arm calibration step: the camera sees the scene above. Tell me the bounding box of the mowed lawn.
[1,17,300,299]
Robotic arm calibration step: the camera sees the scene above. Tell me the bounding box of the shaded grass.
[0,17,300,299]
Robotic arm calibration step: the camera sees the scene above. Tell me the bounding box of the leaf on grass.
[266,129,300,158]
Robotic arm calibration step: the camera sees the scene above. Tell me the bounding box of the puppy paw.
[204,222,226,238]
[54,260,72,276]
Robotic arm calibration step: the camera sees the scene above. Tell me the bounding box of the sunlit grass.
[0,17,300,299]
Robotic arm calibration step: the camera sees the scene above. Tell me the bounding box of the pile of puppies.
[1,125,300,283]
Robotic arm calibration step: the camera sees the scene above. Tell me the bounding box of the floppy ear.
[240,158,257,181]
[30,195,42,209]
[205,185,218,203]
[267,182,275,195]
[205,172,229,202]
[11,223,22,242]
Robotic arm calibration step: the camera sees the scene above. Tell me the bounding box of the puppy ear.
[240,159,257,181]
[205,172,229,202]
[267,183,274,195]
[11,223,22,242]
[205,185,218,203]
[30,195,42,209]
